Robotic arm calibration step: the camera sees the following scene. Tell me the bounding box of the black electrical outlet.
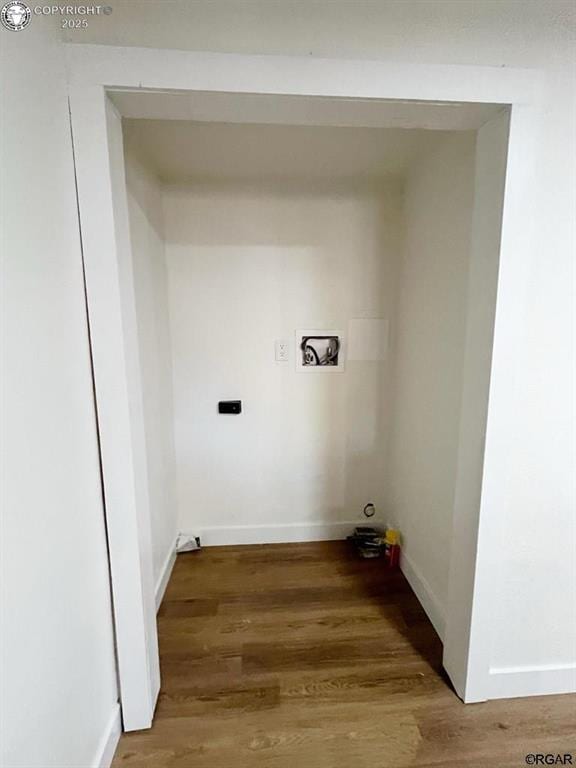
[218,400,242,414]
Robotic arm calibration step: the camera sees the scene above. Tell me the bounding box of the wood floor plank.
[112,541,575,768]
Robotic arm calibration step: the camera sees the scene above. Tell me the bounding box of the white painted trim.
[197,522,357,547]
[66,43,546,708]
[155,539,177,612]
[400,550,446,641]
[65,45,540,106]
[91,703,121,768]
[488,664,576,700]
[443,110,512,703]
[68,86,159,731]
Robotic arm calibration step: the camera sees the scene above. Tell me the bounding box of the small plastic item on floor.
[348,526,386,558]
[347,525,402,565]
[384,528,400,569]
[176,534,202,553]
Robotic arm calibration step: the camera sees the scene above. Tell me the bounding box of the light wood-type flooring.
[112,541,575,767]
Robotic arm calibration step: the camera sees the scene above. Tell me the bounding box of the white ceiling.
[117,87,503,185]
[123,118,455,183]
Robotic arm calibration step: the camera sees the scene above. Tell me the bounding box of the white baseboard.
[488,663,576,700]
[400,549,446,641]
[155,537,178,612]
[92,703,121,768]
[197,521,357,547]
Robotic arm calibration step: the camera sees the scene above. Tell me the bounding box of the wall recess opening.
[296,329,345,372]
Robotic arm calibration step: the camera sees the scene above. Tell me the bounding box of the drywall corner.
[124,138,179,589]
[386,131,477,640]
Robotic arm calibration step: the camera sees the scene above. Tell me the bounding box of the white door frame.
[66,44,541,727]
[68,84,160,731]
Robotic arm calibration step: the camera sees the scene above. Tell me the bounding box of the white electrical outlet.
[275,340,289,362]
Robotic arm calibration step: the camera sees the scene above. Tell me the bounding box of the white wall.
[124,143,178,590]
[164,179,402,542]
[61,1,574,70]
[484,74,576,681]
[0,18,118,768]
[387,132,477,636]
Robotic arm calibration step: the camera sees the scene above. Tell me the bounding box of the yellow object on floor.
[385,528,400,546]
